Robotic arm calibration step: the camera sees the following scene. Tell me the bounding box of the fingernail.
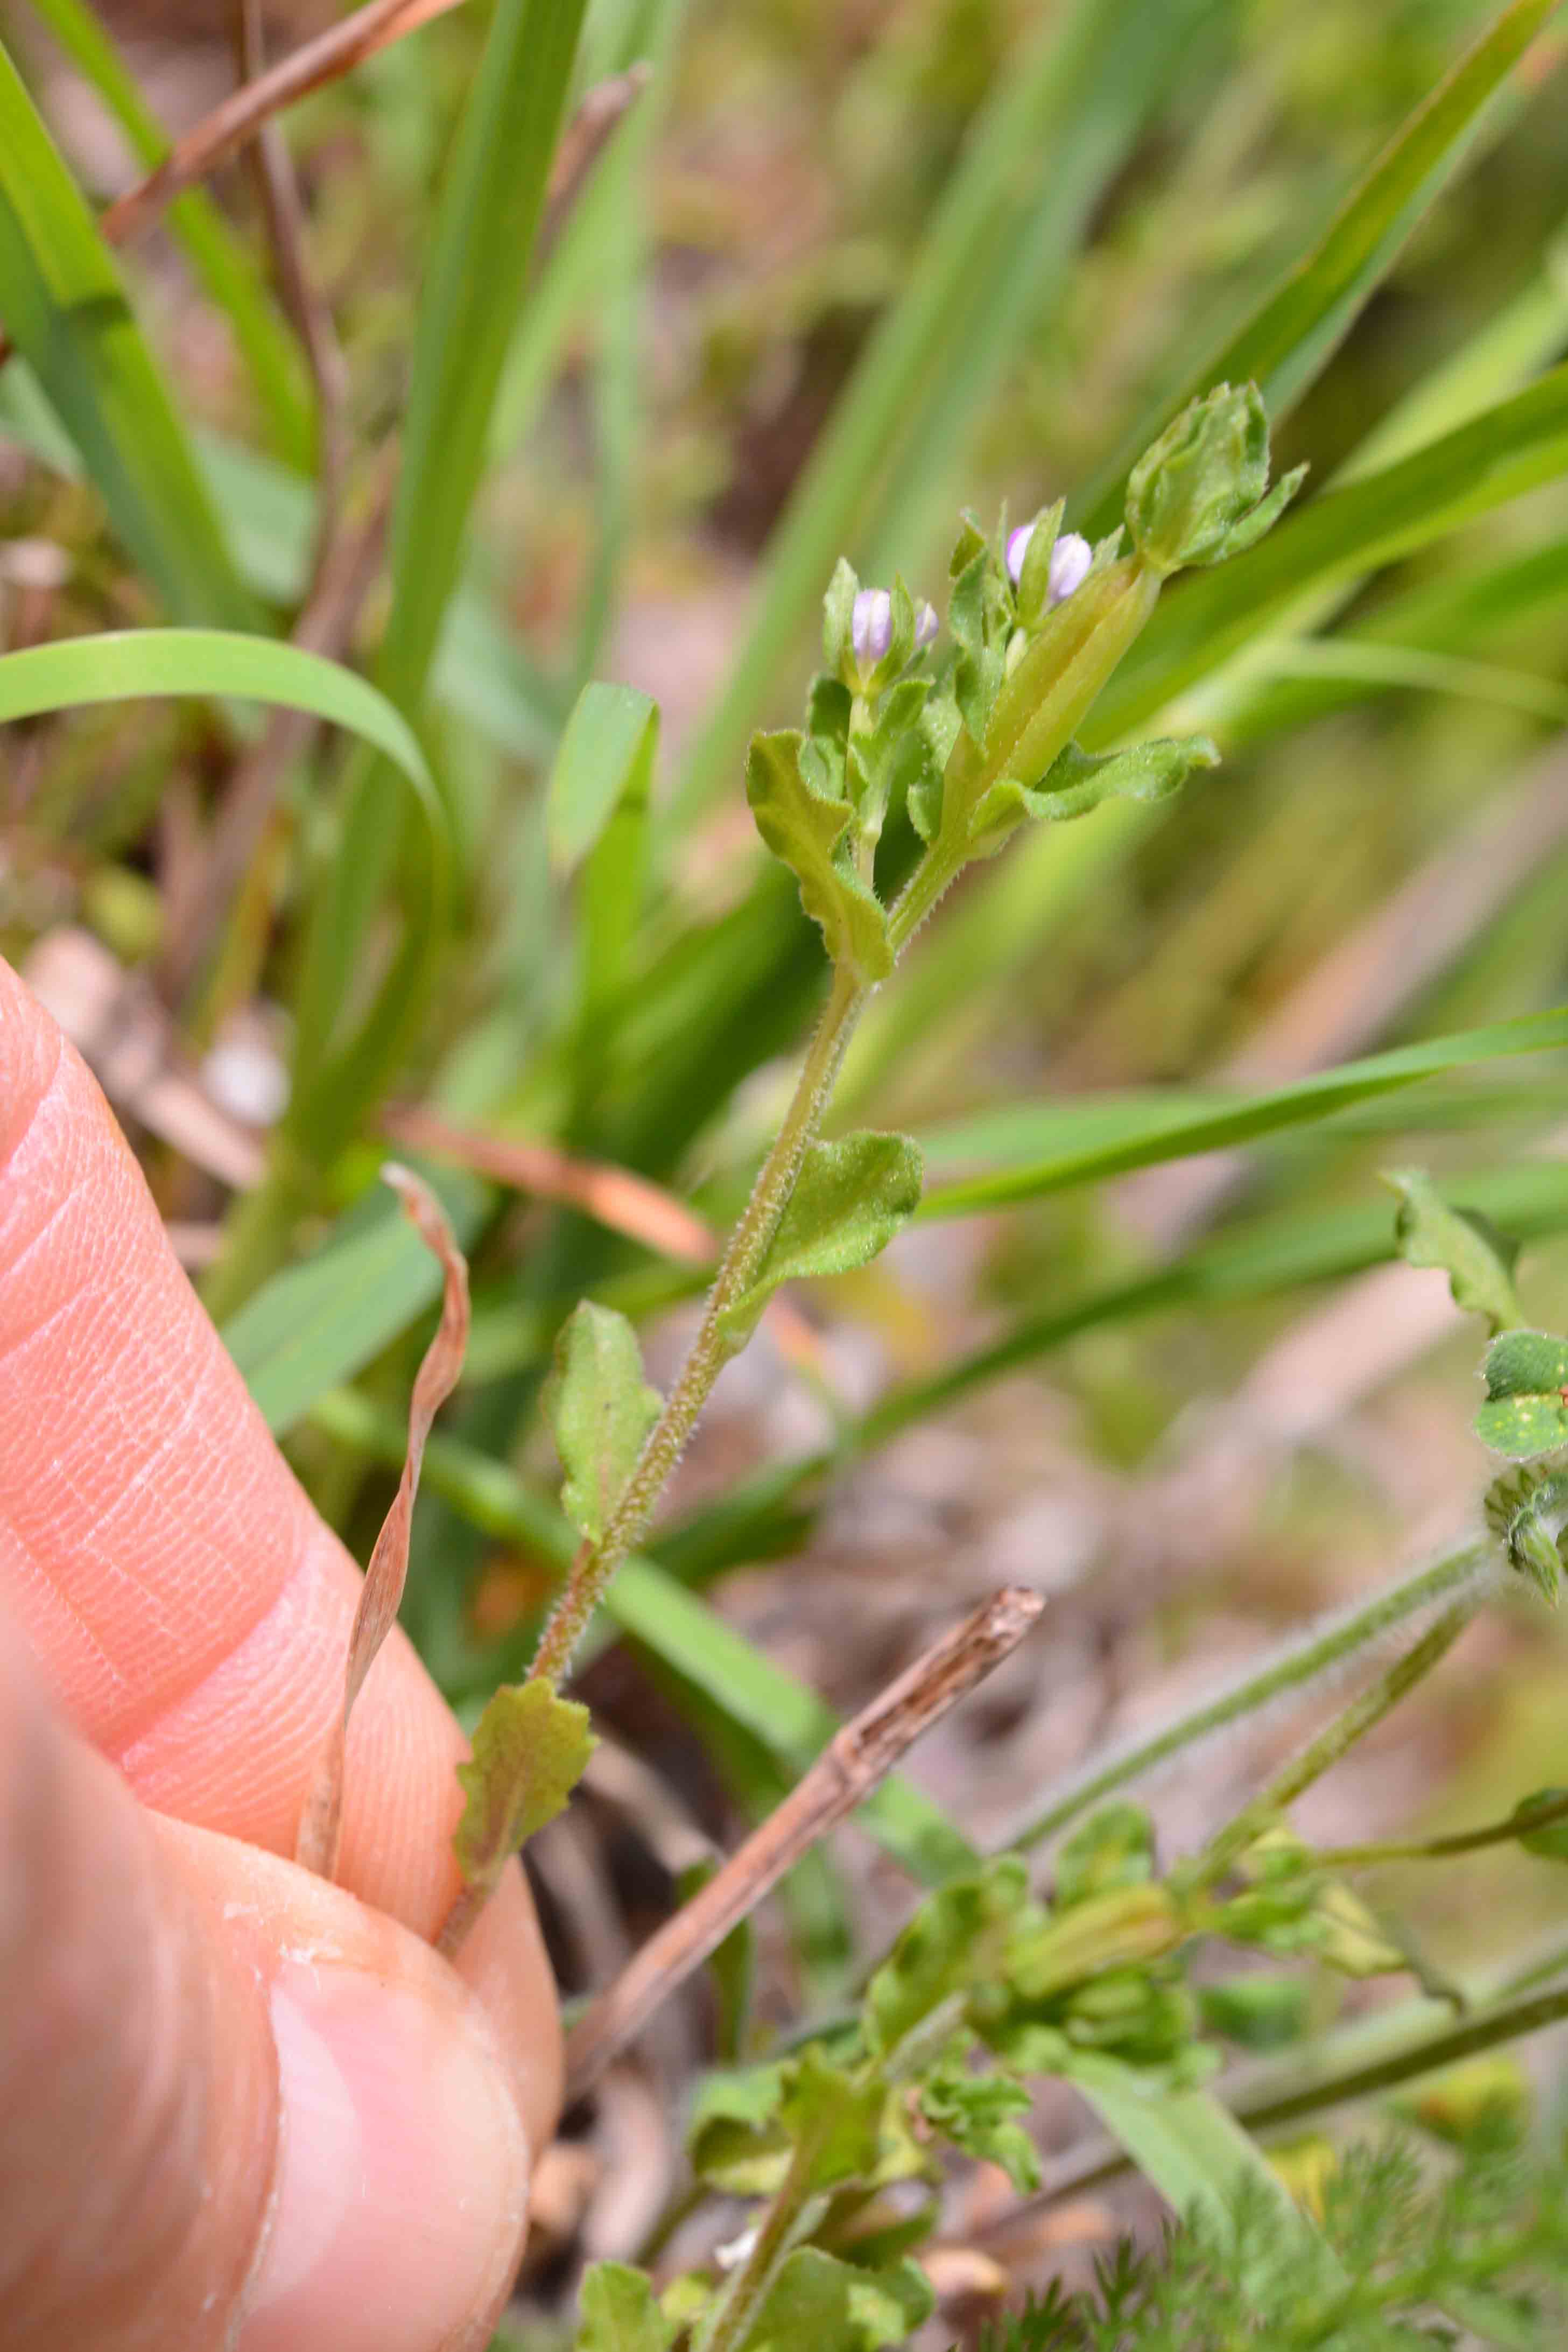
[239,1961,530,2352]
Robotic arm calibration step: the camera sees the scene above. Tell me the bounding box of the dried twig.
[562,1585,1044,2103]
[101,0,467,255]
[538,64,653,259]
[231,0,350,559]
[294,1163,470,1878]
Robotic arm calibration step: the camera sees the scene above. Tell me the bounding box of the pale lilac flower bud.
[1047,531,1092,607]
[914,599,939,649]
[850,587,893,667]
[1004,523,1035,586]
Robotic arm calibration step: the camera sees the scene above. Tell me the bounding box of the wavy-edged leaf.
[740,2250,934,2352]
[966,733,1218,859]
[746,731,891,981]
[575,2263,675,2352]
[544,1301,662,1545]
[721,1133,923,1338]
[1386,1166,1523,1333]
[1476,1329,1568,1459]
[0,39,257,627]
[452,1678,595,1897]
[917,1007,1568,1217]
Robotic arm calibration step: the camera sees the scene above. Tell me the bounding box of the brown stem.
[559,1586,1043,2099]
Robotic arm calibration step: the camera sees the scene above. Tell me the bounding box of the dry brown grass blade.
[294,1162,471,1878]
[381,1103,834,1383]
[562,1585,1045,2103]
[383,1101,715,1263]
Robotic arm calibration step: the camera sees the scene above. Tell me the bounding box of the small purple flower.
[850,587,893,668]
[1047,531,1092,607]
[1006,521,1094,608]
[914,599,939,650]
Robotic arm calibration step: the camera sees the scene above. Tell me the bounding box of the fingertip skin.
[0,954,562,2161]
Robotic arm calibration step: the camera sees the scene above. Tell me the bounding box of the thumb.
[0,1615,533,2352]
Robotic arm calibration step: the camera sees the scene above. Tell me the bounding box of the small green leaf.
[1387,1167,1523,1334]
[1511,1789,1568,1863]
[1124,382,1305,576]
[966,733,1217,858]
[1054,1804,1157,1908]
[920,2063,1040,2192]
[687,2061,793,2194]
[778,2049,890,2190]
[746,729,892,980]
[575,2262,676,2352]
[1013,499,1066,628]
[720,1133,924,1340]
[1198,1976,1310,2051]
[1475,1329,1568,1459]
[741,2250,934,2352]
[822,556,860,680]
[1484,1465,1568,1602]
[452,1680,595,1896]
[544,1302,662,1544]
[864,1859,1038,2058]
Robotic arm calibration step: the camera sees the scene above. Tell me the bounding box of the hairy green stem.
[1318,1785,1568,1872]
[1190,1598,1479,1890]
[529,961,867,1687]
[1003,1541,1494,1851]
[692,2141,829,2352]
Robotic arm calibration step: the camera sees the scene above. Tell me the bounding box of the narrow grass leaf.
[21,0,312,465]
[1075,0,1559,537]
[1073,2062,1333,2267]
[0,39,257,627]
[1091,364,1568,743]
[0,629,439,810]
[295,1167,470,1878]
[290,0,587,1147]
[916,1008,1568,1214]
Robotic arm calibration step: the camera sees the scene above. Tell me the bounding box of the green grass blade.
[674,0,1219,825]
[21,0,312,466]
[303,1387,977,1888]
[916,1008,1568,1216]
[1090,361,1568,745]
[0,39,258,628]
[0,629,439,805]
[864,1161,1568,1445]
[1075,0,1559,538]
[1073,2065,1330,2260]
[289,0,587,1150]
